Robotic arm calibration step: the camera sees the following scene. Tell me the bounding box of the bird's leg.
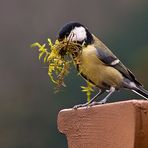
[73,89,105,109]
[90,87,115,106]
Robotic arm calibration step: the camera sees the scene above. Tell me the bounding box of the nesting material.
[31,38,95,101]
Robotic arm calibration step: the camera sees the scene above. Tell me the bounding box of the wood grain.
[57,100,148,148]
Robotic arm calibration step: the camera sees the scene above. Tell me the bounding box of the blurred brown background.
[0,0,148,148]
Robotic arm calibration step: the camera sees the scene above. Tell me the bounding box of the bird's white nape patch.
[68,26,87,42]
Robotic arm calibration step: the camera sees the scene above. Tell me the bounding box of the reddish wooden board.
[58,100,148,148]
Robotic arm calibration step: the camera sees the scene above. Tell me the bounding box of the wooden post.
[57,100,148,148]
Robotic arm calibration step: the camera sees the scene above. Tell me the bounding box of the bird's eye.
[65,33,69,36]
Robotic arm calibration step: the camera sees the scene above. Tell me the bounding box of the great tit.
[58,22,148,108]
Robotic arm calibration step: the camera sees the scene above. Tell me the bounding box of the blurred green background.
[0,0,148,148]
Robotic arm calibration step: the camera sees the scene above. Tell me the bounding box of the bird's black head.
[58,22,94,45]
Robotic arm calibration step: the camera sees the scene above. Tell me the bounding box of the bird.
[57,22,148,108]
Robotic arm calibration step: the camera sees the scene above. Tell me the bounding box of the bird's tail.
[132,86,148,100]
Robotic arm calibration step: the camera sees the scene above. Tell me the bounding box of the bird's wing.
[93,35,142,86]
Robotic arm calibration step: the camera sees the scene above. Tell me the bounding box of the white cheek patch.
[68,26,87,42]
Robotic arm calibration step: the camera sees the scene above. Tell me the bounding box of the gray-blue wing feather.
[93,35,142,86]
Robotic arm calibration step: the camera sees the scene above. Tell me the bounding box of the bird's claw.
[73,103,89,109]
[73,101,105,109]
[89,101,105,106]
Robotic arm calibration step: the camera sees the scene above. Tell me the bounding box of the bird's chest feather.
[75,46,123,88]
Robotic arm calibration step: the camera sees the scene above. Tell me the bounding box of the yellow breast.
[76,45,123,89]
